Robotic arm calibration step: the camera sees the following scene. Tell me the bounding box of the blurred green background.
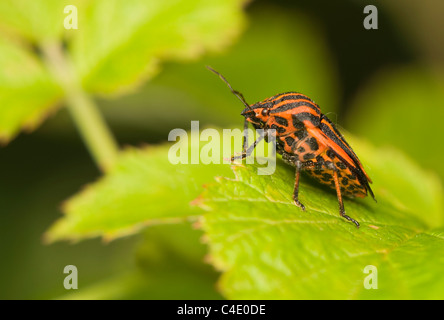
[0,0,443,299]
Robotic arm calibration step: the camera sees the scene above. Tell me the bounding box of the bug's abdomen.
[304,149,368,198]
[278,131,367,198]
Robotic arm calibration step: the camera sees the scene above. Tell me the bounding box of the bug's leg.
[330,164,360,228]
[231,131,265,161]
[293,160,306,210]
[242,119,249,154]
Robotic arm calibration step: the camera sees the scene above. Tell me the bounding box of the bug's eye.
[261,108,270,116]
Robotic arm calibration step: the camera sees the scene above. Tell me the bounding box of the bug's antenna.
[206,66,252,111]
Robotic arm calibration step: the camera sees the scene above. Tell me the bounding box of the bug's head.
[241,103,272,127]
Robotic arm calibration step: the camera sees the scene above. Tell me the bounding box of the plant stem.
[42,42,118,172]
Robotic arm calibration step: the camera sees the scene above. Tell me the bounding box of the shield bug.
[207,66,376,227]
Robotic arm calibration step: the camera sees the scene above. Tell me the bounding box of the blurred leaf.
[0,37,62,143]
[60,271,221,300]
[45,134,234,242]
[0,0,247,143]
[70,0,247,95]
[195,135,444,299]
[381,0,444,67]
[346,67,444,180]
[0,0,76,42]
[203,5,340,112]
[136,223,210,274]
[60,224,222,300]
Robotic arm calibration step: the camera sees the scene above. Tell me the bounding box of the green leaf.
[47,127,444,298]
[195,135,444,299]
[0,37,62,143]
[45,136,234,242]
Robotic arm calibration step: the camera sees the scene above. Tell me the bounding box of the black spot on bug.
[336,162,347,170]
[314,162,323,170]
[292,116,305,130]
[274,116,288,127]
[314,169,323,176]
[306,137,319,152]
[322,173,333,180]
[294,130,307,140]
[326,149,336,160]
[347,185,356,191]
[284,136,295,147]
[297,146,305,153]
[341,177,349,185]
[271,124,286,134]
[315,155,325,167]
[303,153,315,160]
[347,173,356,180]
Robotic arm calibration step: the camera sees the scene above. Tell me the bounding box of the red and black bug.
[207,66,376,227]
